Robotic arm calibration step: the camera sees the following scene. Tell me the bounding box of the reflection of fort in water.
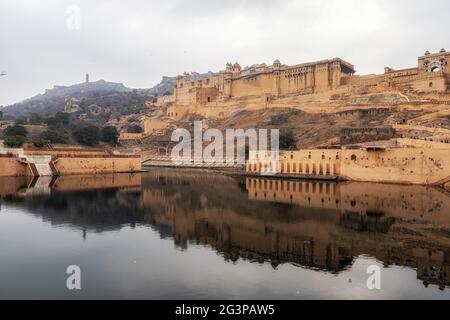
[246,178,450,227]
[1,170,450,290]
[140,171,450,290]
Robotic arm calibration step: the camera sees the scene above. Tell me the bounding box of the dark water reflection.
[1,170,450,299]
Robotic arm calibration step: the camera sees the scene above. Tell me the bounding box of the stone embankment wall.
[0,154,142,177]
[339,148,450,185]
[0,155,30,177]
[24,148,109,157]
[247,147,450,185]
[54,156,142,175]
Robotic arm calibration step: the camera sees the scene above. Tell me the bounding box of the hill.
[1,76,179,119]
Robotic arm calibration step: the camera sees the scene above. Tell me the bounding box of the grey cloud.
[0,0,449,106]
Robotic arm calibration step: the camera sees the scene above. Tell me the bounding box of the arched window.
[431,66,441,73]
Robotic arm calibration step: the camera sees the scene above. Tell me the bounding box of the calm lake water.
[1,169,450,299]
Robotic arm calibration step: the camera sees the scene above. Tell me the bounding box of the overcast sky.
[0,0,449,106]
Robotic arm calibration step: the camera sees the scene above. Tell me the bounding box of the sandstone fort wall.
[54,156,142,176]
[164,49,450,121]
[0,154,142,177]
[247,147,450,185]
[0,156,31,177]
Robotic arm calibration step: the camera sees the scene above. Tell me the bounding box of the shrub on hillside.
[14,118,27,125]
[101,126,119,146]
[4,125,28,138]
[33,138,45,148]
[4,135,26,148]
[45,112,70,128]
[42,129,69,144]
[28,113,46,125]
[73,125,100,146]
[279,130,297,150]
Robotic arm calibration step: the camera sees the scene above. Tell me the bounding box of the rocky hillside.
[1,72,215,120]
[2,80,131,117]
[133,90,450,151]
[1,79,165,118]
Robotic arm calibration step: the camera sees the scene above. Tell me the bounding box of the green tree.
[73,125,100,146]
[127,125,143,133]
[4,125,28,138]
[42,129,68,144]
[28,113,45,125]
[46,112,70,127]
[101,126,119,146]
[279,130,297,150]
[4,135,26,148]
[33,138,45,148]
[14,118,27,125]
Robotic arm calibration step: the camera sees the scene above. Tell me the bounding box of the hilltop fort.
[132,49,450,187]
[159,49,450,120]
[131,48,450,145]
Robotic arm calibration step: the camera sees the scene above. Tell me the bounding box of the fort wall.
[246,146,450,185]
[0,149,142,177]
[393,124,450,135]
[54,156,141,176]
[0,156,31,177]
[165,49,450,121]
[24,148,109,157]
[340,127,396,145]
[340,148,450,185]
[155,95,175,107]
[396,138,450,149]
[144,118,168,134]
[119,133,146,140]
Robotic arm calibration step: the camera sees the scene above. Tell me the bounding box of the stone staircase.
[26,155,58,177]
